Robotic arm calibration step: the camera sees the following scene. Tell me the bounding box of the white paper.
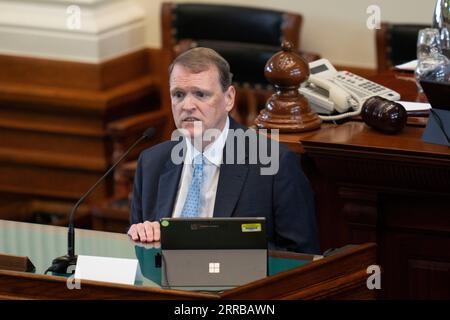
[395,60,417,71]
[397,101,431,112]
[75,255,143,285]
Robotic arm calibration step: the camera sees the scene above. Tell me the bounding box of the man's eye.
[173,91,184,99]
[195,91,205,98]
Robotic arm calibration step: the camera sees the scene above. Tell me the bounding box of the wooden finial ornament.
[255,41,322,132]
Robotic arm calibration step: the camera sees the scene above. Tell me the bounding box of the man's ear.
[225,85,236,112]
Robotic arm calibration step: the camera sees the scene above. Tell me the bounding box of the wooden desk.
[92,71,447,299]
[369,71,428,103]
[300,122,450,299]
[276,71,450,299]
[0,220,377,300]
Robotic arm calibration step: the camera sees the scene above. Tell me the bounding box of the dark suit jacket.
[130,117,320,254]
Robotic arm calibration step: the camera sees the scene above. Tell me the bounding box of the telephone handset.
[307,75,359,113]
[300,59,401,121]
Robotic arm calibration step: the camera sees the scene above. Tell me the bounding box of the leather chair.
[162,2,320,126]
[376,22,430,72]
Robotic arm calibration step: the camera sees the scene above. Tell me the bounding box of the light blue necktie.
[180,154,204,217]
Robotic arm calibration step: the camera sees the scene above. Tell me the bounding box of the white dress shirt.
[171,117,229,218]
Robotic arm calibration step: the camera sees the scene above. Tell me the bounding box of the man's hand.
[127,221,161,243]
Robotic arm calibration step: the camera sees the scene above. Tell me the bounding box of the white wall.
[0,0,147,62]
[135,0,436,69]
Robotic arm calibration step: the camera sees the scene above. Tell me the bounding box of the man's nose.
[181,94,197,111]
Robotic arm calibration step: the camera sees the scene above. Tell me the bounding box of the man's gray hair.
[168,47,233,92]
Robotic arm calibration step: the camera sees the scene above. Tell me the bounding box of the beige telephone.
[300,59,401,121]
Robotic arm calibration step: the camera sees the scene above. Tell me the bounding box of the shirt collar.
[185,116,229,167]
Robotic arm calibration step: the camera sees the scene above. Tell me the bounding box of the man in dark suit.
[128,47,320,254]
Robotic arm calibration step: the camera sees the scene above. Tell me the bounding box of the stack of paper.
[395,60,417,72]
[397,101,431,112]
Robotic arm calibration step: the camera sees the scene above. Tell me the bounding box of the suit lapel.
[213,162,248,217]
[213,118,249,217]
[155,144,184,220]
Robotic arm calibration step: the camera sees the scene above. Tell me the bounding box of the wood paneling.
[0,269,213,300]
[385,232,450,299]
[0,49,160,91]
[0,253,35,273]
[298,122,450,299]
[0,239,377,300]
[221,243,377,300]
[273,71,449,299]
[0,49,163,221]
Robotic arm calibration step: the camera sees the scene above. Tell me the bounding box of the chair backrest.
[168,3,299,47]
[161,2,302,88]
[376,22,430,72]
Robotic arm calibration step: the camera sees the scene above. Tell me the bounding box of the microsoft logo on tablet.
[209,262,220,274]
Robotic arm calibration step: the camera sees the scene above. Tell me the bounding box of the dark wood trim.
[0,242,377,299]
[0,148,106,171]
[0,75,158,113]
[220,243,377,299]
[107,109,169,139]
[269,249,318,261]
[0,253,35,273]
[156,2,176,130]
[161,2,175,50]
[0,183,107,202]
[376,22,390,72]
[147,47,162,74]
[282,269,373,299]
[0,48,162,209]
[0,164,109,201]
[98,49,154,90]
[0,116,103,137]
[299,120,450,299]
[0,269,216,300]
[0,49,160,91]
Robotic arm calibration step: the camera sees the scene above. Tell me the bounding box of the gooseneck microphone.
[46,128,155,274]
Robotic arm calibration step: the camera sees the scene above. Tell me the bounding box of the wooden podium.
[0,241,377,300]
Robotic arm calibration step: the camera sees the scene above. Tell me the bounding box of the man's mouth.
[183,117,201,122]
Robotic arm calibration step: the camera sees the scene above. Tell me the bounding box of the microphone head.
[142,127,156,139]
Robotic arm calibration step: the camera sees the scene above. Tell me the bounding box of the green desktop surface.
[0,220,309,290]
